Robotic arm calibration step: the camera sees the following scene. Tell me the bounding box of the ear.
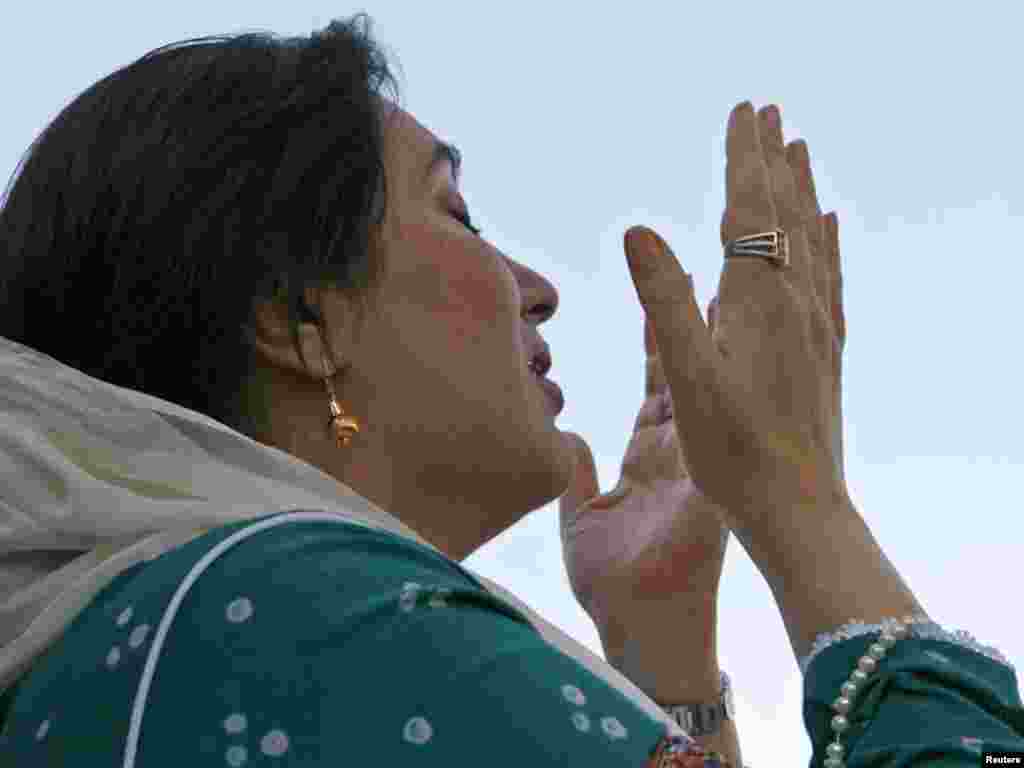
[243,285,357,381]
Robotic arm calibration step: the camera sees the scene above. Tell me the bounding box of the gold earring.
[322,350,361,448]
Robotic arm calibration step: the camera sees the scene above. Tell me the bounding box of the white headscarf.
[0,334,684,735]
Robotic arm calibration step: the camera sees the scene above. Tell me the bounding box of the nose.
[511,260,559,325]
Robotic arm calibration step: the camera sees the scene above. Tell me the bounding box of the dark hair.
[0,13,403,440]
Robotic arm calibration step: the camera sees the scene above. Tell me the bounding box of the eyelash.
[451,209,482,237]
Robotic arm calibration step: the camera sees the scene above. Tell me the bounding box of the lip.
[535,374,565,415]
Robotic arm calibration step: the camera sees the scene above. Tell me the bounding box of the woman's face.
[296,101,577,559]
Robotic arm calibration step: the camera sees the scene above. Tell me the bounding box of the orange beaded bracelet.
[646,730,734,768]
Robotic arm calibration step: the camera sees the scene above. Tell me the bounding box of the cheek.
[407,234,518,352]
[442,271,511,348]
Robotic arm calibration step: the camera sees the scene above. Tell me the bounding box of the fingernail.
[791,139,808,164]
[729,101,752,130]
[628,228,663,266]
[639,228,665,258]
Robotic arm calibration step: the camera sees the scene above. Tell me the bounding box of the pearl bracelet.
[818,614,932,768]
[647,614,938,768]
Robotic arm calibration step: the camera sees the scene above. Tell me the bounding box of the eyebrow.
[424,139,462,184]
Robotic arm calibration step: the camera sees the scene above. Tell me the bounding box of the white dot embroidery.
[924,650,950,664]
[225,744,248,766]
[260,729,290,756]
[600,717,628,741]
[571,712,591,732]
[402,716,433,745]
[35,719,50,741]
[224,713,248,734]
[561,684,586,706]
[117,606,133,627]
[129,624,151,649]
[106,646,121,668]
[226,597,254,623]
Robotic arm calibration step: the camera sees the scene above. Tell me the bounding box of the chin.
[526,389,576,504]
[486,375,575,514]
[445,427,574,561]
[551,428,577,491]
[526,426,576,509]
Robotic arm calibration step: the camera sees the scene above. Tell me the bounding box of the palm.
[559,313,730,632]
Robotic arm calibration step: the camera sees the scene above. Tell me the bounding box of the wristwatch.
[661,670,734,737]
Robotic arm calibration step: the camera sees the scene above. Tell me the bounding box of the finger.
[644,314,658,356]
[644,316,667,397]
[786,139,830,311]
[625,227,741,480]
[722,101,777,246]
[637,296,716,431]
[826,212,845,348]
[632,389,672,432]
[706,295,733,382]
[721,102,792,341]
[758,105,802,235]
[785,139,823,252]
[757,105,813,285]
[645,350,668,400]
[558,432,601,524]
[785,139,822,220]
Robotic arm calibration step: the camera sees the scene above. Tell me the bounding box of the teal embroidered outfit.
[2,509,1023,766]
[2,336,1023,766]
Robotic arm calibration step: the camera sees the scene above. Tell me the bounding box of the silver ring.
[723,228,790,268]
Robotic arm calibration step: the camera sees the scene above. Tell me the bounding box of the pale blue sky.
[4,2,1022,763]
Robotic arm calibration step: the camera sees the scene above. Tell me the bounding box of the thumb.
[558,431,600,527]
[624,227,725,460]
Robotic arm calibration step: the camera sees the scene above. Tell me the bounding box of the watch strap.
[661,670,734,737]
